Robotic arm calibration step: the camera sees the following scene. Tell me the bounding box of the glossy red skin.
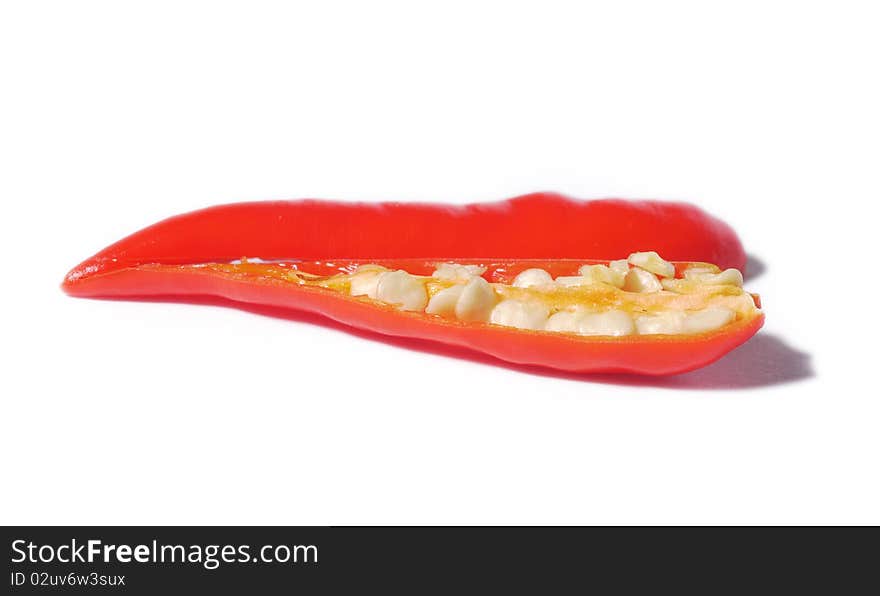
[63,194,758,375]
[64,193,746,283]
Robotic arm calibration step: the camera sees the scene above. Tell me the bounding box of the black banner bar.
[1,526,873,593]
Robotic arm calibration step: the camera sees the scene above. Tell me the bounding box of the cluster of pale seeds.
[336,252,753,337]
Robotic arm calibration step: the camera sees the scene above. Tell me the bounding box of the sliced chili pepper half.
[63,194,762,375]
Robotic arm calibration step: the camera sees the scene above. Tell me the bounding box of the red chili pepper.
[63,193,762,375]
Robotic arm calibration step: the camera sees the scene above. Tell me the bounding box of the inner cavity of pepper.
[190,252,760,337]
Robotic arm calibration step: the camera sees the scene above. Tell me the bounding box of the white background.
[2,1,877,525]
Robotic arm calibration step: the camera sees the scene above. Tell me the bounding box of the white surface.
[1,1,877,525]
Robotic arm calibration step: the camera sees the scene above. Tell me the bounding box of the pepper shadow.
[745,254,766,282]
[103,295,813,391]
[585,333,812,390]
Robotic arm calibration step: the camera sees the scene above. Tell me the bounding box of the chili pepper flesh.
[119,252,760,341]
[62,195,762,375]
